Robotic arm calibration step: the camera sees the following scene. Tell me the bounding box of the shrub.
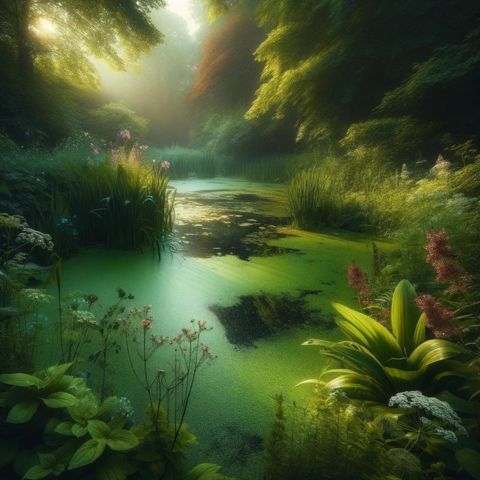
[264,393,391,480]
[301,280,470,402]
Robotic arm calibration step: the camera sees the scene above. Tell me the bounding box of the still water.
[39,178,391,479]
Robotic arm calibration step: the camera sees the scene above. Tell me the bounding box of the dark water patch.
[206,424,263,466]
[209,292,335,346]
[175,210,299,260]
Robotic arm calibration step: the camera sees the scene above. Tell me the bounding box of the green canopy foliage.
[0,0,164,143]
[244,0,480,156]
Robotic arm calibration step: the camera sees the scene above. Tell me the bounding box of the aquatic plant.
[264,392,392,480]
[54,160,175,254]
[121,311,216,449]
[0,363,230,479]
[301,280,469,402]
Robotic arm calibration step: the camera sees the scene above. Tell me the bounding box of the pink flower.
[161,160,170,170]
[424,230,471,294]
[141,317,153,329]
[119,129,131,140]
[347,262,372,306]
[415,294,461,338]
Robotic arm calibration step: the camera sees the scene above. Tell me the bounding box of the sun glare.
[31,17,57,36]
[166,0,199,36]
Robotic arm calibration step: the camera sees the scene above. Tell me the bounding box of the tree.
[245,0,480,152]
[0,0,164,142]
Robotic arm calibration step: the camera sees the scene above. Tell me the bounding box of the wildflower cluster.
[389,391,466,435]
[347,262,371,306]
[424,229,470,294]
[16,226,54,251]
[72,309,97,327]
[119,129,132,140]
[18,288,54,307]
[415,294,460,338]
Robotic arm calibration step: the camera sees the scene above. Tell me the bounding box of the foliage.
[0,214,55,371]
[52,159,175,252]
[0,0,164,143]
[148,146,220,178]
[301,280,470,402]
[264,392,391,480]
[86,102,149,141]
[246,0,480,149]
[0,363,229,479]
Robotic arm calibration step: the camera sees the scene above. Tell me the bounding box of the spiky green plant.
[54,161,174,253]
[301,280,469,402]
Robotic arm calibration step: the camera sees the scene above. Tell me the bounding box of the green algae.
[35,178,396,479]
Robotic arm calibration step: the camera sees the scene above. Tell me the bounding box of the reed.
[55,160,175,253]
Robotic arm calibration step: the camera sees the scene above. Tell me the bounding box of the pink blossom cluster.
[415,294,461,338]
[424,230,471,294]
[119,129,131,140]
[347,262,372,306]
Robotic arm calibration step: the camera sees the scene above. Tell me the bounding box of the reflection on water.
[39,178,393,479]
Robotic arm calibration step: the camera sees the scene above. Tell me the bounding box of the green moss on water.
[36,178,396,479]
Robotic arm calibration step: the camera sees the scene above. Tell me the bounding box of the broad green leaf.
[7,400,38,424]
[55,421,74,436]
[88,419,111,439]
[46,363,74,378]
[391,279,420,354]
[456,449,480,480]
[38,453,56,469]
[106,429,139,451]
[23,465,52,479]
[94,454,135,480]
[0,373,41,388]
[68,439,106,470]
[408,339,463,370]
[412,313,426,349]
[42,392,78,408]
[183,463,234,480]
[72,423,88,438]
[333,302,403,362]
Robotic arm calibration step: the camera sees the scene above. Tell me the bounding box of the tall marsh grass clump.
[54,160,175,253]
[288,160,368,230]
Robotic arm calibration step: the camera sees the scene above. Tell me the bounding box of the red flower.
[415,294,461,338]
[424,230,471,294]
[347,262,372,306]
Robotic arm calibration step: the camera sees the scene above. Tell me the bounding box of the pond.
[38,177,392,479]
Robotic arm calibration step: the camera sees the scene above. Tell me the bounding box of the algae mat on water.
[36,178,394,479]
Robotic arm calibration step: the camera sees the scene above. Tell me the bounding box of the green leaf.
[42,392,78,408]
[38,453,56,469]
[7,401,39,424]
[0,373,41,388]
[94,454,134,480]
[23,465,52,480]
[390,279,420,354]
[46,363,74,378]
[332,302,403,362]
[72,423,88,438]
[412,313,426,349]
[88,419,111,439]
[183,463,234,480]
[55,421,74,436]
[68,439,106,470]
[456,448,480,480]
[106,429,139,451]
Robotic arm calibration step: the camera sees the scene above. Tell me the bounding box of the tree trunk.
[14,0,33,77]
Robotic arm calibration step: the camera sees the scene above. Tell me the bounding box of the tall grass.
[54,161,175,253]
